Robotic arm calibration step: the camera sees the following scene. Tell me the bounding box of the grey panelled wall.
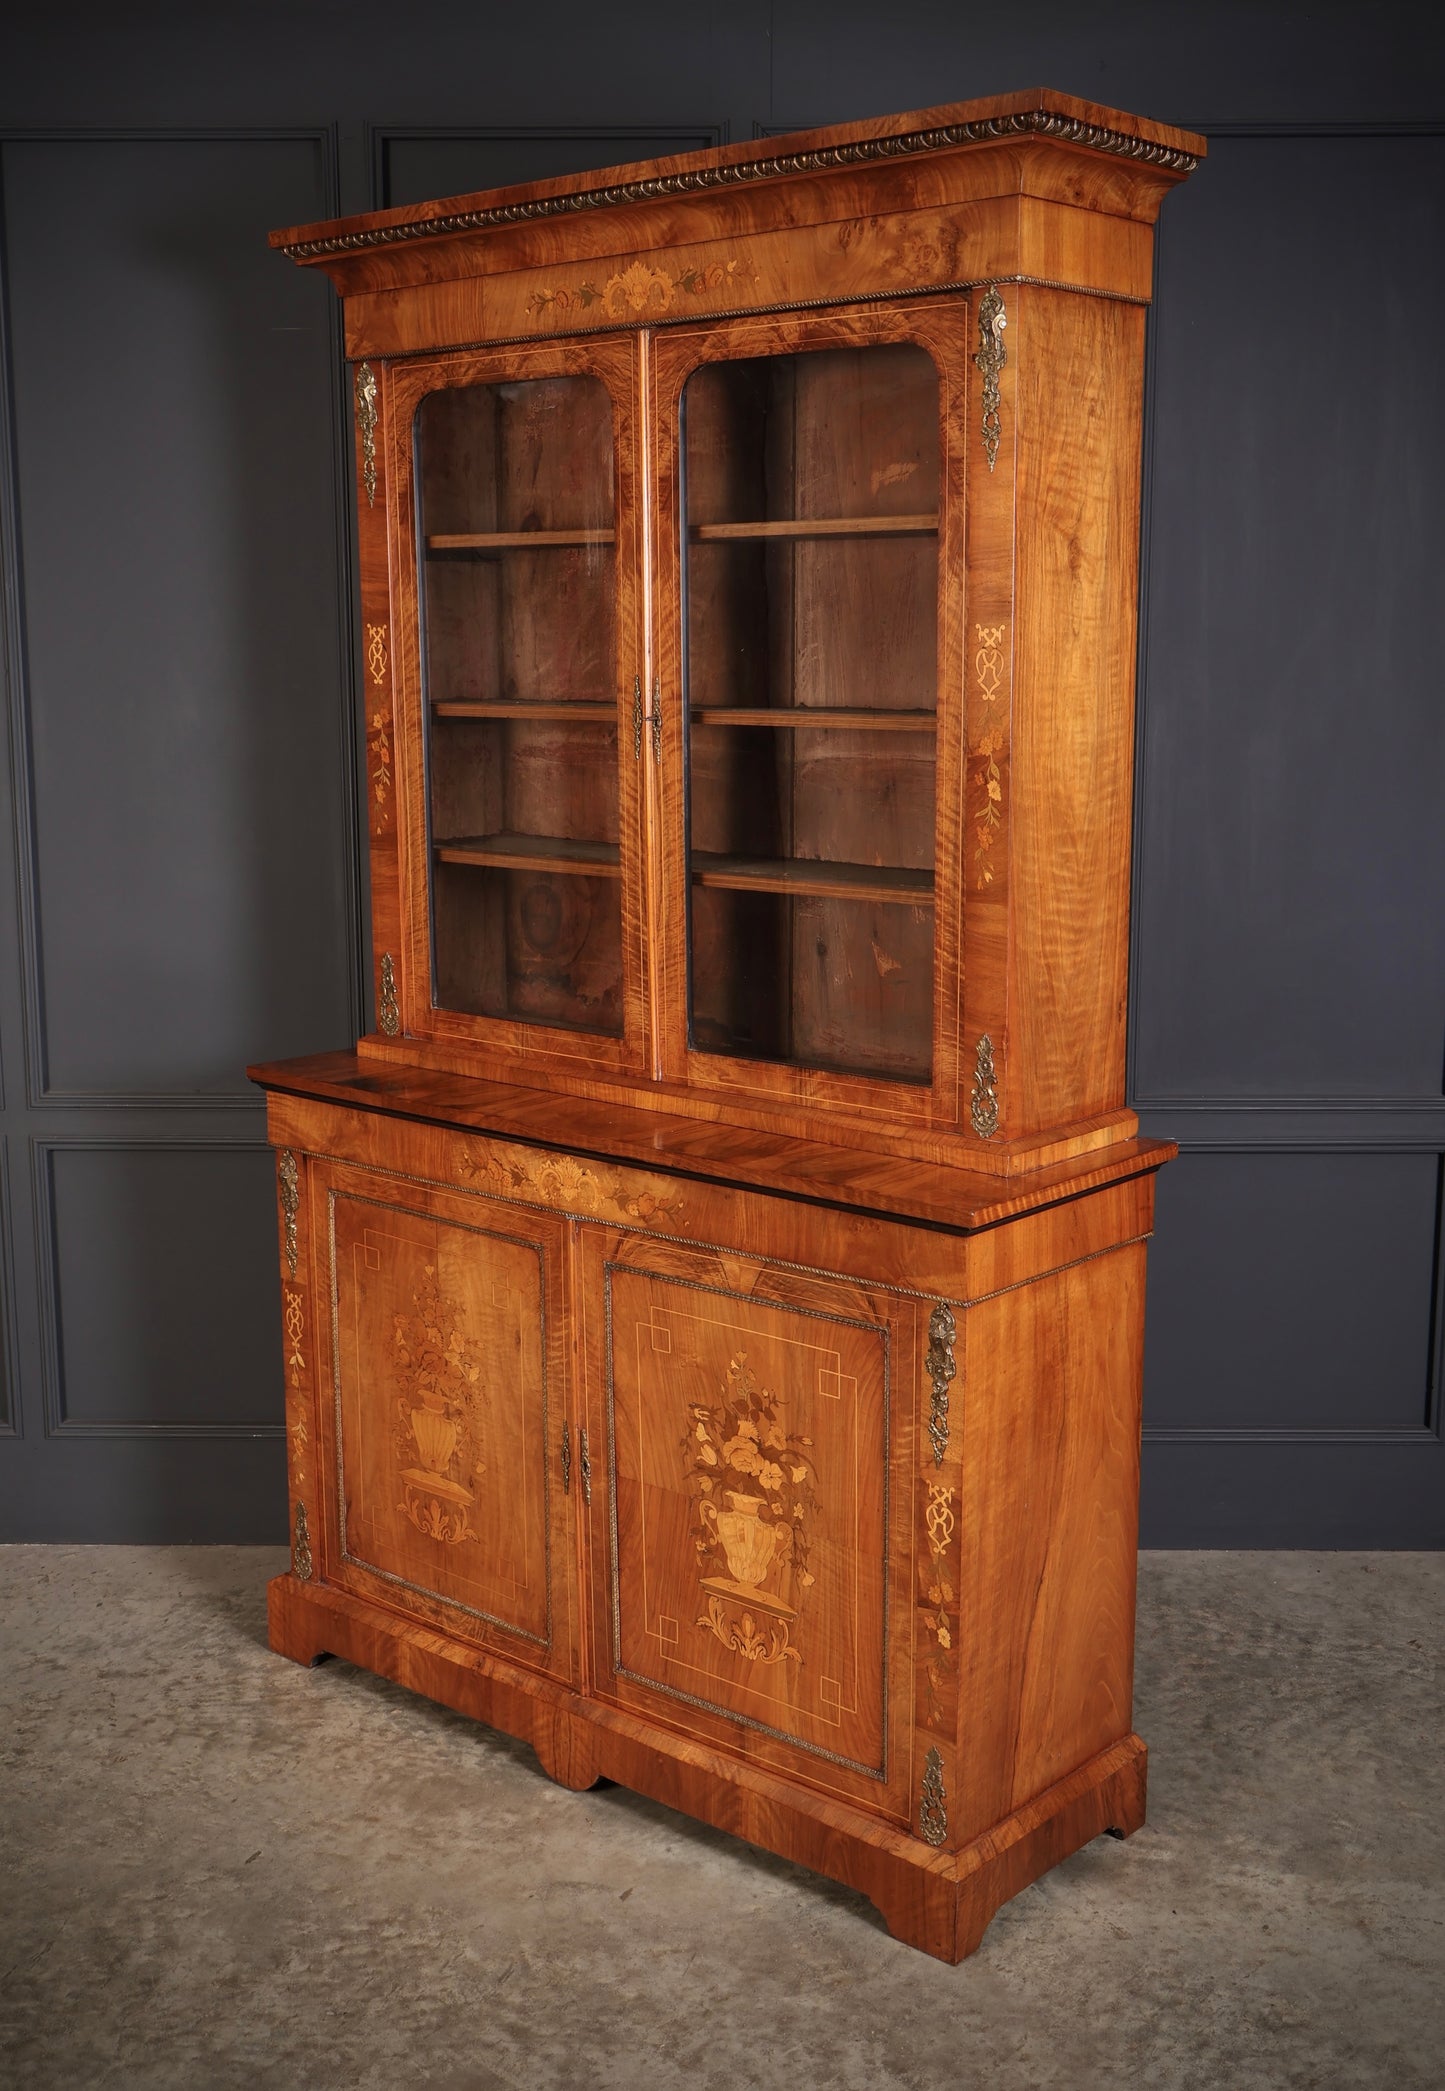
[0,3,1441,1543]
[1130,125,1445,1543]
[0,132,358,1536]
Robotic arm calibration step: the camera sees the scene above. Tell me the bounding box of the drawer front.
[312,1156,576,1683]
[581,1228,920,1824]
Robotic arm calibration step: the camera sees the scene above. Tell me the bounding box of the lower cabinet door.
[313,1156,577,1684]
[581,1226,918,1824]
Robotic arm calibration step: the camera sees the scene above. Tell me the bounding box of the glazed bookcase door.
[579,1224,918,1824]
[650,303,967,1131]
[312,1156,579,1686]
[387,336,649,1076]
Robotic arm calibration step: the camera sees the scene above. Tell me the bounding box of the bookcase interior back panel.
[418,374,623,1035]
[683,342,940,1082]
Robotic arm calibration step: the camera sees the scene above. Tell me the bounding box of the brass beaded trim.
[281,110,1196,260]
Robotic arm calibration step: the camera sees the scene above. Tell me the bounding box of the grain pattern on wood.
[335,197,1159,363]
[582,1228,915,1821]
[271,92,1200,337]
[1006,285,1147,1138]
[261,99,1191,1957]
[249,1050,1171,1243]
[954,1242,1146,1838]
[312,1154,580,1685]
[256,1073,1161,1952]
[312,145,1169,1169]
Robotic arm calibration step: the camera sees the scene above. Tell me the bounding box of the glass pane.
[682,343,939,1083]
[417,375,622,1037]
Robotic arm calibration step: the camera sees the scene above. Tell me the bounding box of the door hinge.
[561,1420,572,1495]
[632,673,643,760]
[578,1425,593,1507]
[650,677,662,765]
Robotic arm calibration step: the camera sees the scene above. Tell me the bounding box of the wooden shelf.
[436,833,621,878]
[434,701,615,723]
[691,707,936,733]
[426,529,614,551]
[690,852,934,906]
[690,515,937,542]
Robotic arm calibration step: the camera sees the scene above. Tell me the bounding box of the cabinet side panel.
[1008,288,1145,1134]
[956,1238,1145,1836]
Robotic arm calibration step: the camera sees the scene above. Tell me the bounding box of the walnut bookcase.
[254,90,1202,1962]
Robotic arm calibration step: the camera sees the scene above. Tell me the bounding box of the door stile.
[646,325,693,1089]
[610,331,652,1078]
[562,1214,597,1697]
[355,357,405,1051]
[636,328,666,1080]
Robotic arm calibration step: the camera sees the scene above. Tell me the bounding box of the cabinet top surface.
[249,1052,1174,1235]
[270,89,1205,264]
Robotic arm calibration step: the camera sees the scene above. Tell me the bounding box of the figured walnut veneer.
[256,94,1198,1961]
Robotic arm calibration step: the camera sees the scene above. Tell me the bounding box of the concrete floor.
[1,1551,1440,2091]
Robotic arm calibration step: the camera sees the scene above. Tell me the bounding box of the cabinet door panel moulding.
[31,1137,285,1439]
[254,91,1201,1960]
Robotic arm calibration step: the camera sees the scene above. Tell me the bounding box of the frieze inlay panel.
[453,1140,684,1226]
[526,255,755,320]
